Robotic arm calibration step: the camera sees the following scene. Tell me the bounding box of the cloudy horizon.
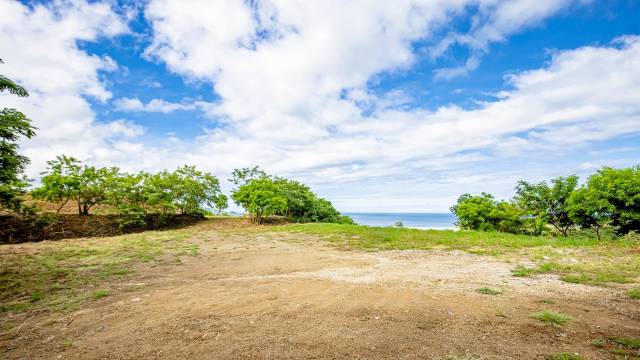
[1,0,639,212]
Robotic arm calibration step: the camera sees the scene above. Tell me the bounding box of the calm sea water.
[344,212,457,230]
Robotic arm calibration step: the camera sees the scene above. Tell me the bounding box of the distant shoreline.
[344,212,457,229]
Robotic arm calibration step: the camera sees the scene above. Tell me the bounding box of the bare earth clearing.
[1,220,639,359]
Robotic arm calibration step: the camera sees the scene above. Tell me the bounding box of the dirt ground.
[1,223,639,359]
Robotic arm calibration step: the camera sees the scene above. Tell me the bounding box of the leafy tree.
[31,155,81,213]
[171,165,221,215]
[32,156,119,215]
[514,175,578,236]
[567,187,612,240]
[232,178,287,223]
[491,201,533,234]
[231,174,352,224]
[450,193,534,234]
[450,193,499,231]
[105,172,148,228]
[229,166,269,186]
[0,59,36,212]
[586,166,639,235]
[213,194,228,215]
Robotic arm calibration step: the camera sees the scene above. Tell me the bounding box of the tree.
[586,166,639,235]
[105,171,149,228]
[229,166,268,186]
[450,193,499,231]
[213,194,228,215]
[450,193,535,234]
[232,178,287,223]
[514,175,578,236]
[0,59,29,97]
[32,156,119,215]
[231,169,352,224]
[0,60,36,212]
[31,155,81,213]
[171,165,221,215]
[567,187,612,240]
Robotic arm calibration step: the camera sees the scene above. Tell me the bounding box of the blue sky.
[1,0,639,212]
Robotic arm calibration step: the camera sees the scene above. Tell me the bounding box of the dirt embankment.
[0,213,205,244]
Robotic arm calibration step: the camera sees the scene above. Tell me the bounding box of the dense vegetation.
[0,59,36,214]
[451,166,639,238]
[30,156,225,229]
[230,167,353,224]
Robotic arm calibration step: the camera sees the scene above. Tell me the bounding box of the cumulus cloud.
[432,0,590,79]
[142,1,640,209]
[3,0,639,211]
[0,0,153,175]
[113,97,216,114]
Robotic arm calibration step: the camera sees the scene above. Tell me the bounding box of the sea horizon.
[344,212,457,230]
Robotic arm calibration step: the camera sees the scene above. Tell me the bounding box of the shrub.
[530,310,572,326]
[231,171,352,224]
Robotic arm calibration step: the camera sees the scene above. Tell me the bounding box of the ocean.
[344,212,457,230]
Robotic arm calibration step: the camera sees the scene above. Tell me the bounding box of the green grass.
[272,223,608,250]
[476,287,502,295]
[92,290,110,299]
[628,289,640,299]
[267,223,640,286]
[591,338,606,348]
[0,229,197,313]
[545,353,584,360]
[529,310,573,326]
[512,265,536,277]
[612,336,640,349]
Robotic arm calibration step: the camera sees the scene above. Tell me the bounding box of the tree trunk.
[56,199,69,214]
[594,225,601,241]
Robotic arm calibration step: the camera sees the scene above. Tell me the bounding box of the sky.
[0,0,639,213]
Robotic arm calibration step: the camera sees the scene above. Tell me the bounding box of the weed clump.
[530,310,572,326]
[476,287,502,295]
[512,265,536,277]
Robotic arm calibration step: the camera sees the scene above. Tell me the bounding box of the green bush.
[450,193,534,234]
[231,170,352,224]
[32,157,225,226]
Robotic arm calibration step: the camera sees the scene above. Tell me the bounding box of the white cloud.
[3,0,639,212]
[143,0,640,210]
[432,0,590,79]
[0,0,152,176]
[113,97,216,114]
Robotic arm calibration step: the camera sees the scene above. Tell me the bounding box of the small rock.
[131,297,142,302]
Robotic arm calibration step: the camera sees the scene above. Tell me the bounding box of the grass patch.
[92,289,110,299]
[530,310,572,326]
[0,228,197,313]
[512,265,536,277]
[271,223,608,250]
[591,338,606,348]
[628,289,640,299]
[539,299,555,304]
[589,337,640,357]
[611,336,640,349]
[266,223,640,287]
[545,353,583,360]
[476,287,502,295]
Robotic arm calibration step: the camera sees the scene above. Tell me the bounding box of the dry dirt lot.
[1,222,639,359]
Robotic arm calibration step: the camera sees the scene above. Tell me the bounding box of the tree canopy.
[451,166,639,238]
[231,170,353,224]
[32,157,224,228]
[0,59,36,213]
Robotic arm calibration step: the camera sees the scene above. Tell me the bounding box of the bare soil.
[1,222,639,359]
